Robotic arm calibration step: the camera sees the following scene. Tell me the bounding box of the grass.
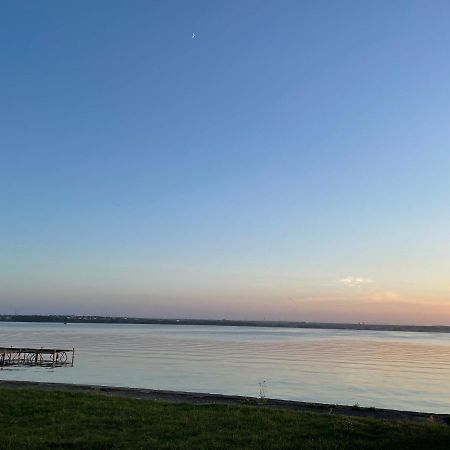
[0,389,449,449]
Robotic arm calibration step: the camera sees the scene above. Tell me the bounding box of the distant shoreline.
[1,315,450,333]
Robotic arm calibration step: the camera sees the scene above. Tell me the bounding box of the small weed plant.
[258,380,267,405]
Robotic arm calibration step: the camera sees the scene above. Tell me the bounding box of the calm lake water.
[1,322,450,413]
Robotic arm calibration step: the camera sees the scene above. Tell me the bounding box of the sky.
[1,1,450,324]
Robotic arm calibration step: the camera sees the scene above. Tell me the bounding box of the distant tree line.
[0,315,449,333]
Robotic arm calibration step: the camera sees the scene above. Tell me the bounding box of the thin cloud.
[370,291,401,301]
[340,276,374,287]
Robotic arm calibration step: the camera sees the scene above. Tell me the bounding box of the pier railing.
[0,347,75,368]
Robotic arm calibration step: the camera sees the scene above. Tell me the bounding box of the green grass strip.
[1,389,449,449]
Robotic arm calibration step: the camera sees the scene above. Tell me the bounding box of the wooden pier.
[0,347,75,368]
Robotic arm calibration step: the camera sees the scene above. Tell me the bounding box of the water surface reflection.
[1,322,449,413]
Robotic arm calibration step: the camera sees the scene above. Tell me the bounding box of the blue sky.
[1,1,450,323]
